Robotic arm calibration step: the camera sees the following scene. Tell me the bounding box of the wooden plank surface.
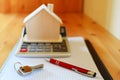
[0,0,83,13]
[0,13,120,80]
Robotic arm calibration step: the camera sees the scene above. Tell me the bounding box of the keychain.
[14,62,44,75]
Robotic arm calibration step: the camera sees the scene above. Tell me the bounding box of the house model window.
[23,4,63,42]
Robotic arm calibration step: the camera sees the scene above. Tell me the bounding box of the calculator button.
[38,43,44,46]
[45,45,51,49]
[45,49,51,52]
[21,45,28,48]
[30,46,36,49]
[20,48,28,52]
[22,42,29,46]
[53,44,60,49]
[36,49,44,52]
[30,43,37,46]
[37,46,44,49]
[29,49,36,52]
[53,49,59,52]
[45,43,51,46]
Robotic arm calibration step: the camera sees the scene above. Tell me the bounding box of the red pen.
[46,58,96,78]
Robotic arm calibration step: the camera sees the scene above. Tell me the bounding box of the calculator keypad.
[19,40,68,53]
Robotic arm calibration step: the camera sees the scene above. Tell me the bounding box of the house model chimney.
[47,3,54,12]
[23,4,63,42]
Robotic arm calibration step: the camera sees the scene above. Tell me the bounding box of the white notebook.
[0,37,104,80]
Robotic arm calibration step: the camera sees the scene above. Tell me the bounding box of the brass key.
[20,64,43,72]
[14,62,44,75]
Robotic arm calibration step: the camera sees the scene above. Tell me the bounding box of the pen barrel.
[50,58,96,77]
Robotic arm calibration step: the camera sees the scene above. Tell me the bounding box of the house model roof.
[23,4,63,24]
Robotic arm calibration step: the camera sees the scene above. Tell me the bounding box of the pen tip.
[93,72,96,77]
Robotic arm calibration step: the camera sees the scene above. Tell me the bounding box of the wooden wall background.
[0,0,83,13]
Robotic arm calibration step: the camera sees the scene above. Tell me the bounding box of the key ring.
[14,62,23,75]
[14,62,44,76]
[14,62,31,76]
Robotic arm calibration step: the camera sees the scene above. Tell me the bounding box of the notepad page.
[0,37,104,80]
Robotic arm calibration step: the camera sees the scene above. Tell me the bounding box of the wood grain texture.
[0,0,83,13]
[0,13,120,80]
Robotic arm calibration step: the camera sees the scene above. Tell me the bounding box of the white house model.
[23,4,63,42]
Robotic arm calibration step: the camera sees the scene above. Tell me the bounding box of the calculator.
[15,27,71,57]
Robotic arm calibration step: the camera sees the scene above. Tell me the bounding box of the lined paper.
[0,37,104,80]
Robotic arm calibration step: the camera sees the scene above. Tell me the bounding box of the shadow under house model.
[23,4,63,42]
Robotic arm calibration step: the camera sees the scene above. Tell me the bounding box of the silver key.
[14,62,44,76]
[21,64,43,71]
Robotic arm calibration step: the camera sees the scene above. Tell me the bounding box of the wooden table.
[0,13,120,80]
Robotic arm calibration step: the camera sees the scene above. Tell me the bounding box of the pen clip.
[72,68,79,73]
[72,68,89,77]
